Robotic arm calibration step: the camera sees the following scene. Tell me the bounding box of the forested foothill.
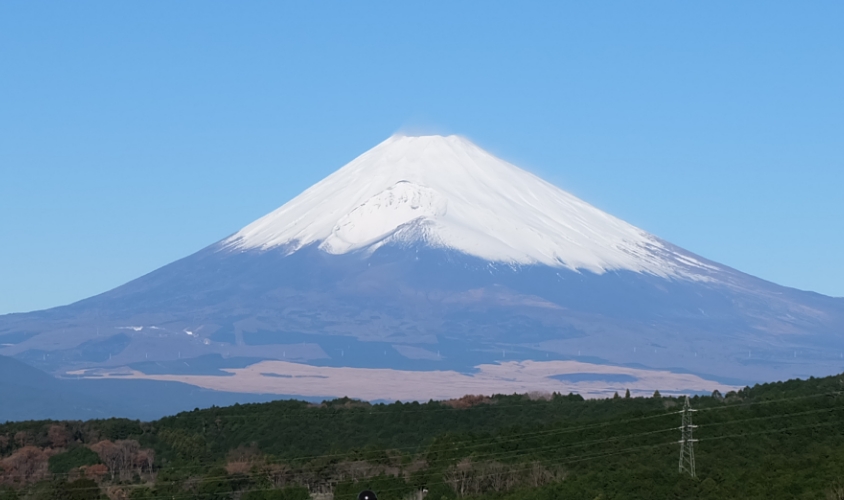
[2,373,844,500]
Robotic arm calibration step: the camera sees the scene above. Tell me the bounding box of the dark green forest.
[2,373,844,500]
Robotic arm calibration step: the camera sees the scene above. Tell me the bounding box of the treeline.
[1,374,844,499]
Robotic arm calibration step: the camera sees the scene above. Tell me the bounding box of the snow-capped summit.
[225,135,710,278]
[3,133,844,406]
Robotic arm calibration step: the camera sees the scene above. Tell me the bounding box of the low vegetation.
[2,374,844,499]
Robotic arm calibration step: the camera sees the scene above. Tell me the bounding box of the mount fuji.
[2,135,843,406]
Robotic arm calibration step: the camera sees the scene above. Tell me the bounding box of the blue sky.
[1,1,842,314]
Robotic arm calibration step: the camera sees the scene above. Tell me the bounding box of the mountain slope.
[0,355,285,422]
[1,135,842,404]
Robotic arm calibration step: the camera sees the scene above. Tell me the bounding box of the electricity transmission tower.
[678,395,698,477]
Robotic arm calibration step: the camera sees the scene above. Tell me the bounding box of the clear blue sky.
[1,1,842,314]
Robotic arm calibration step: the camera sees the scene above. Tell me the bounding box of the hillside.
[2,372,844,499]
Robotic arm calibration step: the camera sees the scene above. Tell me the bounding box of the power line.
[6,388,844,499]
[19,410,844,499]
[19,398,844,483]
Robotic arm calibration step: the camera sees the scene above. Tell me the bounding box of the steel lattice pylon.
[678,395,698,477]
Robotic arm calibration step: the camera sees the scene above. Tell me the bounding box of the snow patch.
[321,181,448,254]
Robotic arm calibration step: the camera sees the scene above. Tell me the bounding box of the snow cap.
[225,135,706,278]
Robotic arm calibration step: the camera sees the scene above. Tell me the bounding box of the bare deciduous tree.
[136,448,155,477]
[444,458,474,497]
[443,459,563,497]
[91,441,121,480]
[84,464,109,482]
[261,463,291,488]
[13,431,29,448]
[486,462,510,492]
[48,424,70,448]
[115,440,140,480]
[0,446,48,484]
[827,479,844,500]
